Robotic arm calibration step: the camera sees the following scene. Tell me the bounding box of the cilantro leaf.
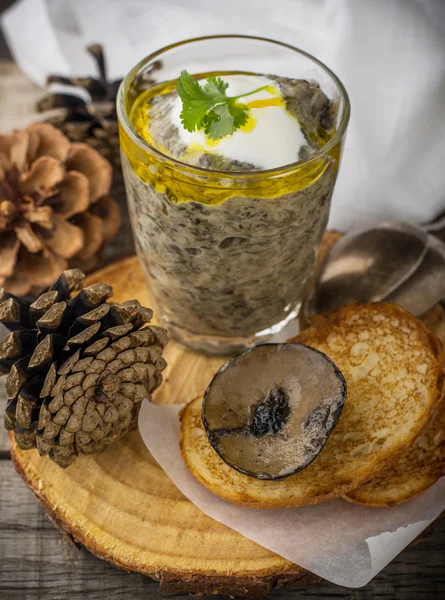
[228,102,249,131]
[204,104,234,140]
[177,70,216,132]
[177,70,266,139]
[202,76,228,99]
[204,103,249,140]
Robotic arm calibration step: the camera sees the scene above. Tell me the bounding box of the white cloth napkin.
[2,0,445,230]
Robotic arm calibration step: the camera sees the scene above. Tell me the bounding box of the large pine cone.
[0,269,168,467]
[0,123,121,297]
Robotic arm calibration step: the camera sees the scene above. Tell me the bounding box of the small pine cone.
[0,269,168,467]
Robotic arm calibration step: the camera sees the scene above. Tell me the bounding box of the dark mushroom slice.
[202,343,347,480]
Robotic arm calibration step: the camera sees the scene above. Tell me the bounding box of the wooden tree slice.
[10,253,325,598]
[9,232,444,596]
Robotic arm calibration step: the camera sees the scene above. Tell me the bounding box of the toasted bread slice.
[345,397,445,507]
[180,303,444,508]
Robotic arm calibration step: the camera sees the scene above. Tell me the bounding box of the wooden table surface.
[0,54,444,599]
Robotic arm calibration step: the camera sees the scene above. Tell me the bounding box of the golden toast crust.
[345,398,445,507]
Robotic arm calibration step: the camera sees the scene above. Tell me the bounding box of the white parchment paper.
[139,401,445,588]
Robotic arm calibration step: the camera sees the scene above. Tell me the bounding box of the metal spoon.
[306,222,428,317]
[386,234,445,315]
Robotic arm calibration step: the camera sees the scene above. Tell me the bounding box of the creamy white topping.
[169,75,308,170]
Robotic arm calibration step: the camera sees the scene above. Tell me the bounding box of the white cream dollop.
[170,75,307,170]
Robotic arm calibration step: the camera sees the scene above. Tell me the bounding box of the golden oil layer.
[120,72,342,206]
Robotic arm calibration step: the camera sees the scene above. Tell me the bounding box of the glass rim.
[117,34,351,178]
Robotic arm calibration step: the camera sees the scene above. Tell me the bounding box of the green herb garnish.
[177,70,267,140]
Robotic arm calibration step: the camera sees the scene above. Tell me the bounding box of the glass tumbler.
[118,35,350,354]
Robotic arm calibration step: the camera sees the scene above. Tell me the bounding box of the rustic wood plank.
[0,460,444,599]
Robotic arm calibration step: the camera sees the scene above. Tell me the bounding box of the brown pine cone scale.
[0,269,168,467]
